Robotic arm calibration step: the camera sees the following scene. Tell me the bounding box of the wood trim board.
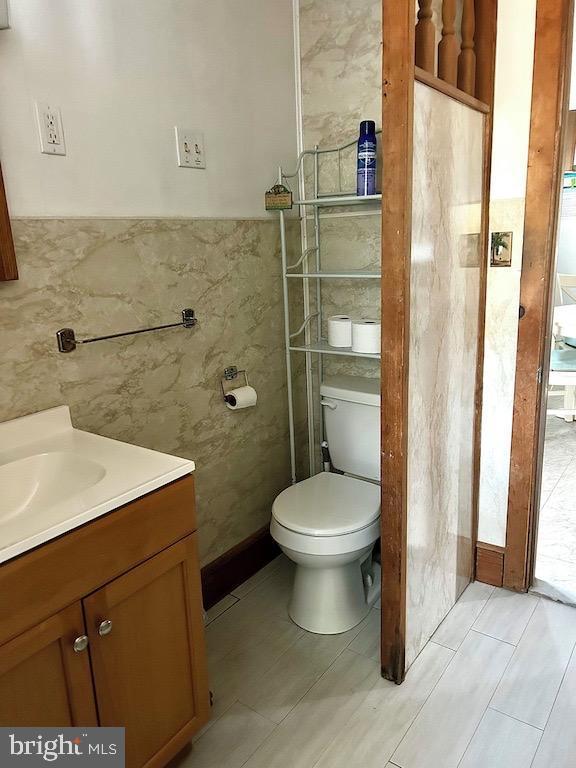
[0,163,17,282]
[471,0,498,579]
[476,542,505,587]
[200,525,279,610]
[380,0,415,685]
[415,67,490,113]
[504,0,574,590]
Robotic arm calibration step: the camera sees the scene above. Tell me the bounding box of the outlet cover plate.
[175,127,205,169]
[35,101,66,155]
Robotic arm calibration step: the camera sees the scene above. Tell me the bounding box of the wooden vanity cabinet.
[0,475,210,768]
[0,603,97,727]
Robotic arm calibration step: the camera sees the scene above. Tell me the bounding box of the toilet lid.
[272,472,380,537]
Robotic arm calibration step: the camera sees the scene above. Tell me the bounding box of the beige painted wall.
[0,0,296,218]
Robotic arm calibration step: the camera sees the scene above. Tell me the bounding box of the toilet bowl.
[270,373,382,635]
[271,471,381,634]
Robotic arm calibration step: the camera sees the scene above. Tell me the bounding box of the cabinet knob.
[73,635,89,653]
[98,619,113,637]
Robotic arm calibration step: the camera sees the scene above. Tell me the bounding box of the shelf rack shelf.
[293,193,382,207]
[274,132,382,483]
[289,339,380,360]
[286,270,381,279]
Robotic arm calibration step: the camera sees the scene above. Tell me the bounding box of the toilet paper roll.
[328,315,353,348]
[352,319,381,354]
[225,385,258,410]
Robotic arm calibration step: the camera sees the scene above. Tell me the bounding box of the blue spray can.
[356,120,377,196]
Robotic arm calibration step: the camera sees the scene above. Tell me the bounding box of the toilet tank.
[320,375,381,482]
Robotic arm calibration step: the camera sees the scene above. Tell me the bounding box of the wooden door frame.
[504,0,575,591]
[380,0,415,684]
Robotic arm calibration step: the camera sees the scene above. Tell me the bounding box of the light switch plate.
[175,127,205,169]
[35,101,66,155]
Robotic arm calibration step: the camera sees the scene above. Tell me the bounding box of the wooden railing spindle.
[438,0,459,86]
[458,0,477,95]
[415,0,436,74]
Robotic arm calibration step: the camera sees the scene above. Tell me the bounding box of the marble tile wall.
[0,218,291,565]
[295,0,382,473]
[406,82,483,666]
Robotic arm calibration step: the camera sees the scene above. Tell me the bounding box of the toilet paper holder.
[221,366,250,404]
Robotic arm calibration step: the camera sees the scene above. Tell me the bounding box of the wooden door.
[0,603,97,726]
[84,535,210,768]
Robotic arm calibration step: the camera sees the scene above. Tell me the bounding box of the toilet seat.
[272,472,380,537]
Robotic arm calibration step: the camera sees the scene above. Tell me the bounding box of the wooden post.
[458,0,477,95]
[438,0,459,86]
[381,0,415,685]
[474,0,496,104]
[415,0,436,74]
[505,0,574,591]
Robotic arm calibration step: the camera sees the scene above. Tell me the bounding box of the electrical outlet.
[35,102,66,155]
[175,127,205,169]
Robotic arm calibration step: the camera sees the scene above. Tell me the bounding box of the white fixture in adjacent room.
[270,375,381,634]
[174,127,205,168]
[35,102,66,155]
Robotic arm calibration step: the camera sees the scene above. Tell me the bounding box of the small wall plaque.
[490,231,513,267]
[265,184,293,211]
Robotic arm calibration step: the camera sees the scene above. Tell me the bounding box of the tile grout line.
[532,636,576,739]
[239,608,375,734]
[469,627,522,647]
[487,704,544,731]
[387,645,457,765]
[449,597,541,767]
[484,595,541,716]
[230,559,284,600]
[240,645,379,768]
[204,595,240,626]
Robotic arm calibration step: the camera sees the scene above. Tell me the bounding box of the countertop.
[0,405,195,564]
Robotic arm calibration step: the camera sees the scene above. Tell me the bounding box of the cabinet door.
[0,603,98,726]
[84,534,210,768]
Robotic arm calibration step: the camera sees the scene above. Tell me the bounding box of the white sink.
[0,406,195,564]
[0,452,106,522]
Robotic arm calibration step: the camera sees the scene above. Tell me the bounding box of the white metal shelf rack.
[275,133,382,485]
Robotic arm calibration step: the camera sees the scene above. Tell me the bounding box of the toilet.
[270,375,381,634]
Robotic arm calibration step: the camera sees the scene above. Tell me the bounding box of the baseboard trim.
[475,541,505,587]
[201,525,280,609]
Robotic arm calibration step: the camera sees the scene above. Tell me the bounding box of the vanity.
[0,407,210,768]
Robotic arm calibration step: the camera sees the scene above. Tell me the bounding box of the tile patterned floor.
[534,415,576,605]
[176,556,576,768]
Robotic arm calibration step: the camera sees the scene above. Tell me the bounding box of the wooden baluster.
[458,0,477,95]
[438,0,458,86]
[415,0,435,74]
[474,0,497,105]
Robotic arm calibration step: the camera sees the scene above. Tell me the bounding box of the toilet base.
[283,546,381,635]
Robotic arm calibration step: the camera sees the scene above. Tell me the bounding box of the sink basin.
[0,405,194,564]
[0,451,106,521]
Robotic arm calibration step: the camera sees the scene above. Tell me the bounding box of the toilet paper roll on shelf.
[352,319,381,354]
[225,385,258,410]
[328,315,353,348]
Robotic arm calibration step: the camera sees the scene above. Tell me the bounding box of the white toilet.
[270,375,381,634]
